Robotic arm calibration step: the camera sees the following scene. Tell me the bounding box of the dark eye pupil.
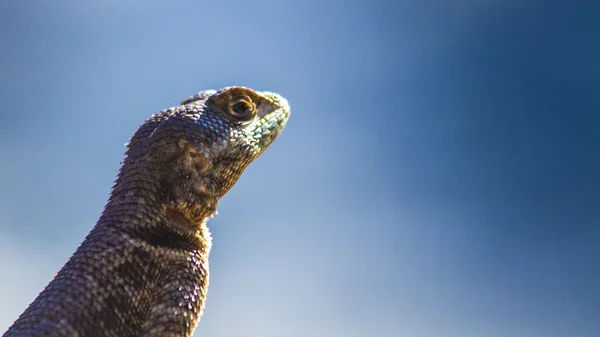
[232,102,248,115]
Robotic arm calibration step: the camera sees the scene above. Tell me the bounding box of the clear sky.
[0,1,599,336]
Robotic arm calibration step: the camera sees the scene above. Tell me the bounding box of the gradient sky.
[1,1,599,336]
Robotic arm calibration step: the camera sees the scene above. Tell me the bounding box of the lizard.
[2,86,291,337]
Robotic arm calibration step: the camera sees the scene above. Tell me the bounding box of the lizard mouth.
[250,92,291,143]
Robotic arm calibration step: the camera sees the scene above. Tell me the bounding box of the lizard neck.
[99,163,215,252]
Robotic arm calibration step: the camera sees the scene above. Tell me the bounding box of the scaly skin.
[3,86,290,337]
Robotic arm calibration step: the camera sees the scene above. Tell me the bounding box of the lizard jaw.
[250,91,291,147]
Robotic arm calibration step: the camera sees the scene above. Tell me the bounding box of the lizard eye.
[227,95,256,121]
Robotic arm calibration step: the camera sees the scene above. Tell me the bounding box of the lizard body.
[3,86,290,337]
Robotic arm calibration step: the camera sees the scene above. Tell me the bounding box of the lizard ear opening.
[178,139,213,174]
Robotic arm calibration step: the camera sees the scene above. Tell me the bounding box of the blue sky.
[0,1,599,336]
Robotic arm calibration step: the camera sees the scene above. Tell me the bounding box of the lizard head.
[120,86,290,226]
[178,86,290,197]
